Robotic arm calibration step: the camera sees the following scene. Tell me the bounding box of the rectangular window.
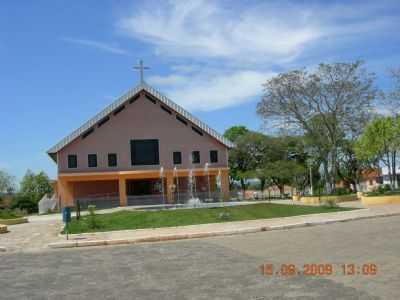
[108,153,117,167]
[68,154,77,168]
[210,150,218,163]
[131,139,160,165]
[192,151,200,164]
[88,154,97,168]
[173,152,182,165]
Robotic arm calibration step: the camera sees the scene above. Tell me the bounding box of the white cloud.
[117,1,320,63]
[155,70,274,111]
[115,0,399,111]
[148,74,188,86]
[61,37,129,55]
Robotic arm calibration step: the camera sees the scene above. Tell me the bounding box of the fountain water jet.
[204,163,211,202]
[187,169,201,207]
[173,166,180,204]
[216,169,223,205]
[160,166,165,205]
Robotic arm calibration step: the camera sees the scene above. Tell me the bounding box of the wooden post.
[220,169,230,201]
[166,172,174,204]
[119,177,127,207]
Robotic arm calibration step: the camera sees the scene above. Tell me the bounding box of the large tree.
[227,131,269,192]
[12,170,53,212]
[223,126,249,143]
[0,170,16,193]
[384,67,400,115]
[257,61,376,192]
[356,116,400,189]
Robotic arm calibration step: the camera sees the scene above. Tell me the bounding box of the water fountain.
[216,169,223,205]
[160,166,165,205]
[204,163,212,202]
[187,169,201,207]
[173,166,180,205]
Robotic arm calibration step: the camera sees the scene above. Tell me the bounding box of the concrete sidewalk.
[48,204,400,249]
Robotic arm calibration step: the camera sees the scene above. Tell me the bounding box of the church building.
[47,62,233,208]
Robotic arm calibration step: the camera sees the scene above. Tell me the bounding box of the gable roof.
[47,82,234,160]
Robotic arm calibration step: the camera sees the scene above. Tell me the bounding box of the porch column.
[119,177,127,207]
[220,169,230,201]
[57,178,74,208]
[166,171,174,204]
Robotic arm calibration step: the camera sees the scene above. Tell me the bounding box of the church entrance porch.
[56,168,230,208]
[126,178,166,206]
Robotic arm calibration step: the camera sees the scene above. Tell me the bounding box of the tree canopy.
[257,61,377,192]
[0,170,16,193]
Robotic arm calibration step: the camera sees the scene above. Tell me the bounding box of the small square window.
[173,152,182,165]
[192,151,200,164]
[210,150,218,163]
[108,153,117,167]
[88,154,97,168]
[68,155,77,168]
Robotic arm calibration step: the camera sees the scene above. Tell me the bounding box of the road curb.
[47,212,400,249]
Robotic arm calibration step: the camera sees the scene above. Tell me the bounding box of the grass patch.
[0,209,23,220]
[66,203,354,234]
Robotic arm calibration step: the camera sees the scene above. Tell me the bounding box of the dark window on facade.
[68,155,77,169]
[160,105,172,114]
[113,105,125,115]
[210,150,218,163]
[192,151,200,164]
[173,152,182,165]
[82,128,94,139]
[131,139,159,165]
[88,154,97,168]
[176,115,188,125]
[97,116,110,127]
[191,126,203,136]
[129,93,140,104]
[145,94,157,104]
[108,153,117,167]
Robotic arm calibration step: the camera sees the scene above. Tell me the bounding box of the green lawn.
[66,203,354,234]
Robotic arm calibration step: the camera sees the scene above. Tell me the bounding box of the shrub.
[323,199,338,209]
[0,208,22,219]
[377,184,391,194]
[218,211,231,220]
[87,205,97,229]
[11,193,37,213]
[332,187,352,196]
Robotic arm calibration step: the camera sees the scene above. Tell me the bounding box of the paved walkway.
[0,218,63,253]
[49,203,400,249]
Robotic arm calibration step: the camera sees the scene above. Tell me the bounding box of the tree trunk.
[386,151,394,189]
[330,147,338,193]
[278,185,284,198]
[260,178,265,200]
[392,151,398,189]
[240,178,246,193]
[322,160,330,194]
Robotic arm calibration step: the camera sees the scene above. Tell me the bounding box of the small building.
[47,77,233,209]
[358,169,382,192]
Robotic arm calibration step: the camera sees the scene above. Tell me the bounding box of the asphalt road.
[1,215,399,300]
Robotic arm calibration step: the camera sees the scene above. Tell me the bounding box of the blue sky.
[1,0,400,181]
